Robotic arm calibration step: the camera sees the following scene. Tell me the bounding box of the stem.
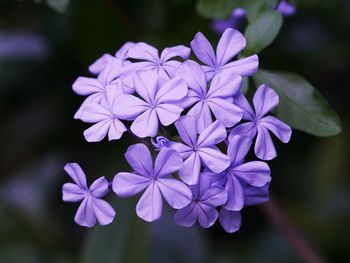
[261,197,325,263]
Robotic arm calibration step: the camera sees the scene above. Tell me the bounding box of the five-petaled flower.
[229,84,292,160]
[62,163,116,227]
[112,144,192,222]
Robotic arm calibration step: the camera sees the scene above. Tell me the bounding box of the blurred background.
[0,0,349,262]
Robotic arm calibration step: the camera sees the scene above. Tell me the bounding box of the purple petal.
[198,146,231,173]
[207,98,243,127]
[157,178,192,209]
[83,120,111,142]
[115,41,135,59]
[219,208,241,233]
[136,183,163,222]
[155,77,188,103]
[156,103,184,126]
[162,60,182,78]
[179,152,201,185]
[278,0,296,16]
[253,84,279,118]
[174,116,198,147]
[168,142,193,159]
[74,93,104,120]
[80,103,112,123]
[202,65,216,81]
[259,116,292,143]
[72,77,104,96]
[188,101,213,133]
[255,126,277,160]
[227,135,252,165]
[133,70,158,104]
[127,42,159,62]
[89,53,114,75]
[197,120,227,147]
[222,54,259,77]
[244,183,270,206]
[231,161,271,187]
[62,183,86,202]
[115,94,149,120]
[125,143,153,176]
[154,148,183,178]
[174,203,198,227]
[207,71,242,98]
[131,109,159,138]
[74,197,96,227]
[228,122,257,142]
[89,176,109,198]
[203,169,227,188]
[107,118,127,141]
[160,45,191,62]
[201,186,228,207]
[198,204,218,228]
[224,175,244,211]
[177,89,201,109]
[216,28,246,66]
[176,60,207,98]
[91,198,116,226]
[112,172,150,197]
[232,92,255,120]
[97,57,123,85]
[63,163,88,190]
[191,32,216,67]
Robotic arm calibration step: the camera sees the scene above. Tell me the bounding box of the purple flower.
[177,60,243,132]
[115,71,188,138]
[112,144,192,222]
[174,173,227,228]
[211,8,246,34]
[277,0,296,17]
[206,135,271,211]
[229,84,292,160]
[152,136,170,151]
[190,28,259,80]
[79,85,127,142]
[169,116,231,185]
[62,163,116,227]
[124,42,191,83]
[219,208,242,233]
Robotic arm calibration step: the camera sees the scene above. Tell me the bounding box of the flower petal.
[201,186,228,207]
[223,175,244,211]
[89,53,114,75]
[89,176,109,198]
[97,57,123,85]
[83,120,111,142]
[179,152,201,185]
[115,41,135,59]
[74,93,104,120]
[191,32,216,67]
[112,172,150,197]
[115,94,149,120]
[198,204,218,228]
[188,101,213,133]
[232,161,271,187]
[74,197,96,227]
[253,84,279,118]
[63,163,88,190]
[131,109,159,138]
[219,208,241,233]
[244,183,270,206]
[207,98,243,128]
[80,103,112,123]
[133,70,158,104]
[174,116,198,147]
[197,120,227,147]
[227,135,252,165]
[162,60,181,78]
[228,122,257,142]
[222,55,259,77]
[157,178,192,209]
[72,77,104,96]
[216,28,246,66]
[128,42,159,62]
[168,142,193,159]
[232,92,255,120]
[255,126,277,160]
[154,148,183,178]
[155,77,188,104]
[136,183,163,222]
[259,116,292,143]
[198,146,231,173]
[207,71,242,98]
[160,45,191,62]
[156,103,184,126]
[91,198,116,226]
[125,143,153,176]
[107,118,127,141]
[62,183,85,202]
[174,203,198,227]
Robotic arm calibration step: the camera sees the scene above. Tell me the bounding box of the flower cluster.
[63,28,292,233]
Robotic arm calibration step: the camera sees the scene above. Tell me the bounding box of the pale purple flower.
[174,173,227,228]
[112,144,192,222]
[219,208,242,233]
[115,71,188,138]
[205,135,271,211]
[211,8,246,34]
[177,60,243,132]
[62,163,116,227]
[229,84,292,160]
[277,0,296,17]
[73,56,134,119]
[191,28,259,80]
[169,116,231,185]
[152,136,170,151]
[79,85,127,142]
[124,42,191,83]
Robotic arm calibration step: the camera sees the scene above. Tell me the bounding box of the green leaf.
[253,70,342,137]
[243,0,278,22]
[244,10,283,55]
[46,0,70,13]
[197,0,243,19]
[80,200,148,263]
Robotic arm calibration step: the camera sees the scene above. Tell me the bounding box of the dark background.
[0,0,349,262]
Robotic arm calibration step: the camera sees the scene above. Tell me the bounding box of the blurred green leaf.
[253,70,342,136]
[243,0,278,22]
[244,10,282,55]
[80,200,148,263]
[197,0,243,19]
[46,0,70,13]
